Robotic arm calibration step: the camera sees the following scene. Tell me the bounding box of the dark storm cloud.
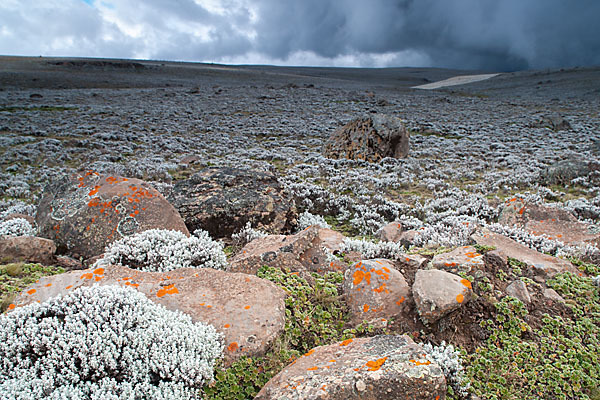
[252,0,600,71]
[0,0,599,70]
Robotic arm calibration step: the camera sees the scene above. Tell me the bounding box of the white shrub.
[231,222,268,248]
[297,211,331,231]
[341,237,406,260]
[99,228,227,272]
[423,341,470,398]
[592,275,600,288]
[0,218,35,237]
[0,285,223,399]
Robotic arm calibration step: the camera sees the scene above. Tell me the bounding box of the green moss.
[473,244,497,253]
[0,263,64,313]
[464,272,600,399]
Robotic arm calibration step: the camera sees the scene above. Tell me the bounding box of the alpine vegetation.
[231,221,268,248]
[423,341,470,399]
[297,211,331,231]
[0,218,35,237]
[340,237,406,260]
[99,228,227,272]
[0,285,223,400]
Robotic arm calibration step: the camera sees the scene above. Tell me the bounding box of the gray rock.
[412,269,473,324]
[506,280,531,304]
[255,335,446,400]
[543,288,565,303]
[0,236,56,265]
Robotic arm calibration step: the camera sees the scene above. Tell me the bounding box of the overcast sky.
[1,0,599,71]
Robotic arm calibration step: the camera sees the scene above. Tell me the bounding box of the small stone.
[505,280,531,304]
[355,380,366,391]
[543,288,565,302]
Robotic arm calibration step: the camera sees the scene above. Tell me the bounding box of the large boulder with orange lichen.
[36,171,189,260]
[10,265,286,364]
[228,225,346,275]
[412,269,473,325]
[322,114,409,162]
[168,167,296,241]
[342,259,410,326]
[255,335,446,400]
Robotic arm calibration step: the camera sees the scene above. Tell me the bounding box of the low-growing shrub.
[0,285,223,399]
[99,228,227,272]
[231,222,268,249]
[0,218,35,237]
[296,211,331,231]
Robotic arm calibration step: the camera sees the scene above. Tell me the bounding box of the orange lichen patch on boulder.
[7,304,16,310]
[363,304,370,312]
[465,252,481,258]
[307,366,319,371]
[88,185,101,196]
[45,283,52,287]
[80,273,94,280]
[65,285,73,290]
[372,268,390,280]
[373,283,387,293]
[339,338,353,346]
[227,342,239,352]
[365,357,388,371]
[519,207,525,215]
[456,294,464,303]
[445,262,457,267]
[396,296,406,305]
[382,266,390,273]
[303,349,315,357]
[156,284,179,298]
[409,359,432,366]
[460,279,472,289]
[26,288,36,295]
[93,268,105,275]
[124,281,139,288]
[94,276,103,282]
[244,305,251,310]
[224,324,231,329]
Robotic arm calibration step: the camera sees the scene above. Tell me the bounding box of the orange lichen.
[363,304,370,312]
[365,357,388,371]
[409,359,432,366]
[45,283,52,287]
[340,338,353,346]
[26,289,36,295]
[65,285,73,290]
[445,262,457,267]
[460,279,472,289]
[396,296,406,305]
[80,273,93,280]
[456,294,465,303]
[7,304,15,310]
[382,266,390,273]
[519,207,525,215]
[224,324,231,328]
[303,349,315,357]
[307,366,318,371]
[227,342,239,352]
[156,284,179,298]
[88,185,101,196]
[93,268,105,275]
[244,305,251,310]
[94,276,102,282]
[124,282,139,288]
[374,284,387,293]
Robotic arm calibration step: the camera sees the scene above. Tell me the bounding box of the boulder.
[323,114,409,162]
[343,259,410,325]
[229,226,345,275]
[10,265,286,364]
[255,335,446,400]
[499,199,600,248]
[505,280,531,304]
[377,221,404,242]
[540,158,598,185]
[396,253,428,269]
[471,228,577,278]
[432,245,484,273]
[0,236,56,265]
[36,171,188,260]
[168,167,296,240]
[412,269,473,324]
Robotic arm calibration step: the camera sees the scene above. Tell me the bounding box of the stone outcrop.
[412,269,473,324]
[0,236,56,265]
[229,226,346,275]
[36,171,188,260]
[343,259,410,325]
[323,114,409,162]
[168,167,296,240]
[432,245,484,273]
[471,228,577,278]
[10,265,286,364]
[255,335,446,400]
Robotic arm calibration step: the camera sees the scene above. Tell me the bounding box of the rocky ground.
[1,56,600,399]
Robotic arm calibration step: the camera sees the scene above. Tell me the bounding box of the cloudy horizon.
[1,0,599,72]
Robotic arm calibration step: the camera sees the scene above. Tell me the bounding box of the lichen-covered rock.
[168,167,296,240]
[10,265,286,364]
[255,335,446,400]
[322,114,409,162]
[36,171,189,260]
[471,228,577,278]
[343,259,410,325]
[432,245,484,273]
[229,226,345,275]
[412,269,473,324]
[499,198,600,248]
[377,221,404,242]
[0,236,56,264]
[396,253,428,269]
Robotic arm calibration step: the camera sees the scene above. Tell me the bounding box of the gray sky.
[1,0,599,71]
